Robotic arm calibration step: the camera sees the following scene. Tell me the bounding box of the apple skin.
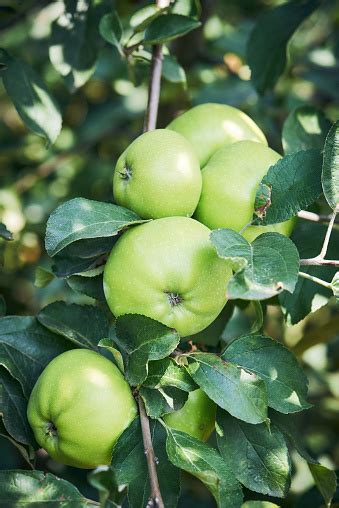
[27,349,137,469]
[163,389,216,441]
[194,140,295,241]
[103,217,232,337]
[167,103,267,167]
[113,129,201,219]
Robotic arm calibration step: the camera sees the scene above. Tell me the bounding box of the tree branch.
[138,1,170,505]
[298,271,332,289]
[138,396,164,508]
[299,209,338,267]
[297,210,338,224]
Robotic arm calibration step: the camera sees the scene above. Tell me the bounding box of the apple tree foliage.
[0,0,338,507]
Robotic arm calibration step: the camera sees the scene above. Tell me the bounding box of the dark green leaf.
[0,368,35,446]
[99,12,123,50]
[66,274,106,302]
[0,296,6,317]
[0,316,72,398]
[211,230,299,300]
[247,0,321,93]
[114,315,180,386]
[163,55,186,84]
[322,121,339,211]
[0,420,32,466]
[282,106,331,154]
[222,335,311,414]
[0,470,95,506]
[0,223,13,241]
[140,385,188,418]
[34,267,55,288]
[253,150,323,225]
[217,410,291,497]
[166,428,243,508]
[308,463,337,508]
[45,198,145,257]
[88,466,127,507]
[37,302,109,350]
[187,353,268,424]
[0,49,61,145]
[144,358,197,391]
[144,14,201,44]
[112,418,180,508]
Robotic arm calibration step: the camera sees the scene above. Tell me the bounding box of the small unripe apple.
[194,140,295,240]
[113,129,201,219]
[27,349,137,469]
[163,389,216,441]
[167,103,267,167]
[103,217,232,337]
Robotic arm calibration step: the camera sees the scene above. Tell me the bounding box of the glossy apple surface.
[167,103,267,167]
[103,217,232,337]
[27,349,137,469]
[163,389,216,441]
[113,129,201,219]
[194,140,295,240]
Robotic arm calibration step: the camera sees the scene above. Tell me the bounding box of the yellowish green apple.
[113,129,201,219]
[27,349,137,469]
[167,103,267,167]
[194,140,295,240]
[103,217,232,337]
[163,389,216,441]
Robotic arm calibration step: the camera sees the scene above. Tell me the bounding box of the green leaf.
[211,230,299,300]
[242,502,280,508]
[222,335,311,414]
[162,55,186,84]
[0,49,61,145]
[172,0,201,19]
[308,463,337,508]
[0,316,72,398]
[282,106,331,154]
[331,272,339,303]
[247,0,321,94]
[144,14,201,44]
[253,150,323,225]
[0,296,6,317]
[45,198,145,257]
[34,266,55,288]
[140,385,188,418]
[144,358,197,391]
[99,12,123,50]
[49,0,105,90]
[66,274,106,302]
[217,410,291,498]
[0,368,35,446]
[112,418,180,508]
[0,420,32,466]
[99,337,125,373]
[0,223,13,241]
[187,353,268,424]
[130,5,167,32]
[114,315,180,386]
[88,466,127,507]
[321,121,339,211]
[37,302,109,350]
[166,428,243,508]
[0,470,96,506]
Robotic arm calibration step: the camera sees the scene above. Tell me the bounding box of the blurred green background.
[0,0,338,505]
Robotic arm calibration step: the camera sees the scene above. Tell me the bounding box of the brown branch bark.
[138,1,170,506]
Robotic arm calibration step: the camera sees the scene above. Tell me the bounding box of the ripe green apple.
[103,217,232,337]
[163,389,216,441]
[27,349,137,469]
[113,129,201,219]
[194,140,295,240]
[167,103,267,167]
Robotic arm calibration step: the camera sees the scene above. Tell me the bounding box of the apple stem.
[139,1,171,506]
[138,396,164,508]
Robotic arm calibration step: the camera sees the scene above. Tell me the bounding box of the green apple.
[163,389,216,441]
[103,217,232,337]
[27,349,137,469]
[113,129,201,219]
[167,103,267,167]
[194,140,295,240]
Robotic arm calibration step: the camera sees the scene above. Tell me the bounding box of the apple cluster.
[27,103,294,471]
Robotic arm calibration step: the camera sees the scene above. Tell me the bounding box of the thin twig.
[298,271,332,290]
[299,208,338,267]
[138,396,164,508]
[138,0,170,505]
[297,210,338,224]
